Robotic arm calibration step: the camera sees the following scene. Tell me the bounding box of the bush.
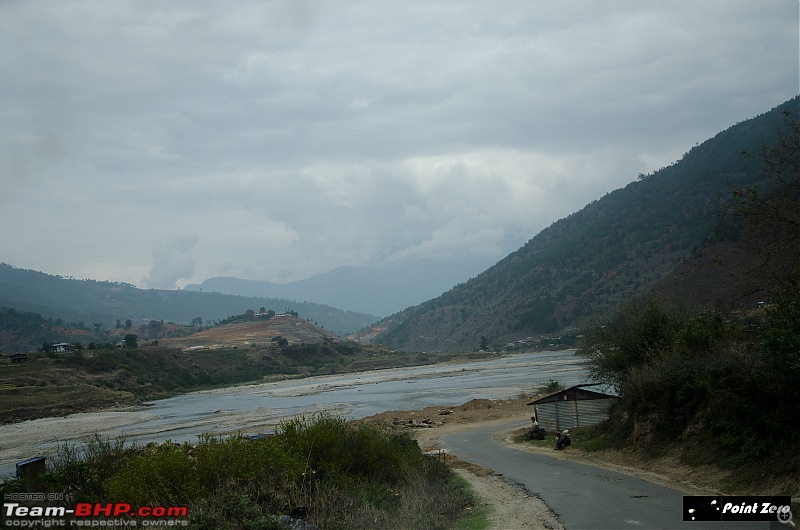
[41,434,131,501]
[106,442,207,505]
[188,491,285,530]
[3,416,475,529]
[582,297,799,465]
[105,434,305,510]
[276,414,424,484]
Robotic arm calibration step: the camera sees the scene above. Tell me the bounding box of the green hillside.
[367,97,799,352]
[0,264,377,339]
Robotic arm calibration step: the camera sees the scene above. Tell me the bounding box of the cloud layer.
[1,0,797,288]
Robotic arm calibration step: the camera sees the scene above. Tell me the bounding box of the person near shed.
[554,429,571,450]
[525,416,546,440]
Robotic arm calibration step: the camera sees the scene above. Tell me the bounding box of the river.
[0,350,586,479]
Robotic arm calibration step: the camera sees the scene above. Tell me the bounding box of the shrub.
[188,491,285,530]
[4,416,476,529]
[106,442,206,505]
[582,296,799,465]
[276,414,424,484]
[42,434,131,501]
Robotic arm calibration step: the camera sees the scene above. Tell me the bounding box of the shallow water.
[0,350,586,478]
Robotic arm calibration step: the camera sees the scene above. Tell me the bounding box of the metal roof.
[527,382,619,406]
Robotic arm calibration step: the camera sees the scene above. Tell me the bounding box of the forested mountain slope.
[364,97,799,352]
[0,264,377,337]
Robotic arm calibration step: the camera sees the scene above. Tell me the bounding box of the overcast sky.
[1,0,797,289]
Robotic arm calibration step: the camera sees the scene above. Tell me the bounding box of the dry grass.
[0,384,138,423]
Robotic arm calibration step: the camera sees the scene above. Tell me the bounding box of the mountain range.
[353,96,799,351]
[0,264,376,338]
[1,96,796,353]
[183,257,495,318]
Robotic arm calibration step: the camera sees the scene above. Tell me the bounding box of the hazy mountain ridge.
[184,257,495,318]
[0,263,377,339]
[361,97,799,351]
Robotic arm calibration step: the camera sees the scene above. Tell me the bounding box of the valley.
[0,314,511,424]
[0,96,797,528]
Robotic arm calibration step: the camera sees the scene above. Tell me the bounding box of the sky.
[1,0,798,290]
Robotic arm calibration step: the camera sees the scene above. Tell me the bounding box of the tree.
[479,335,489,351]
[582,299,728,387]
[123,334,138,349]
[147,320,163,335]
[728,111,800,296]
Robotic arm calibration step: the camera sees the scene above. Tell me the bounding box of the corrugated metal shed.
[528,383,619,431]
[16,456,46,485]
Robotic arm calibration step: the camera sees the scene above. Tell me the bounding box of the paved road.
[442,422,768,529]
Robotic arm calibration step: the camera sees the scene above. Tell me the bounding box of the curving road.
[442,422,767,529]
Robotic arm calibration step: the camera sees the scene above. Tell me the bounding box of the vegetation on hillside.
[0,341,496,424]
[582,298,798,462]
[0,416,478,529]
[0,302,351,353]
[724,110,800,298]
[0,263,377,337]
[577,110,799,487]
[0,307,92,353]
[368,97,799,352]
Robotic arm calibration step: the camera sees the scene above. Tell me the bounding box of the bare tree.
[729,111,800,297]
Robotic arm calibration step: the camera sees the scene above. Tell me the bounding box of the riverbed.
[0,350,586,478]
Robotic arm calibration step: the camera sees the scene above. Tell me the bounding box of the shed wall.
[535,398,616,431]
[16,457,46,485]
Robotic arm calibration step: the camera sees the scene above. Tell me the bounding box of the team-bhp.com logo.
[683,495,794,526]
[3,497,188,527]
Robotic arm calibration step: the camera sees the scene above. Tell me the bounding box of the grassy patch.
[447,474,490,530]
[0,384,137,423]
[512,428,555,449]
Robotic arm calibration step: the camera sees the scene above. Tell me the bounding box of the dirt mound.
[458,398,496,410]
[361,395,536,436]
